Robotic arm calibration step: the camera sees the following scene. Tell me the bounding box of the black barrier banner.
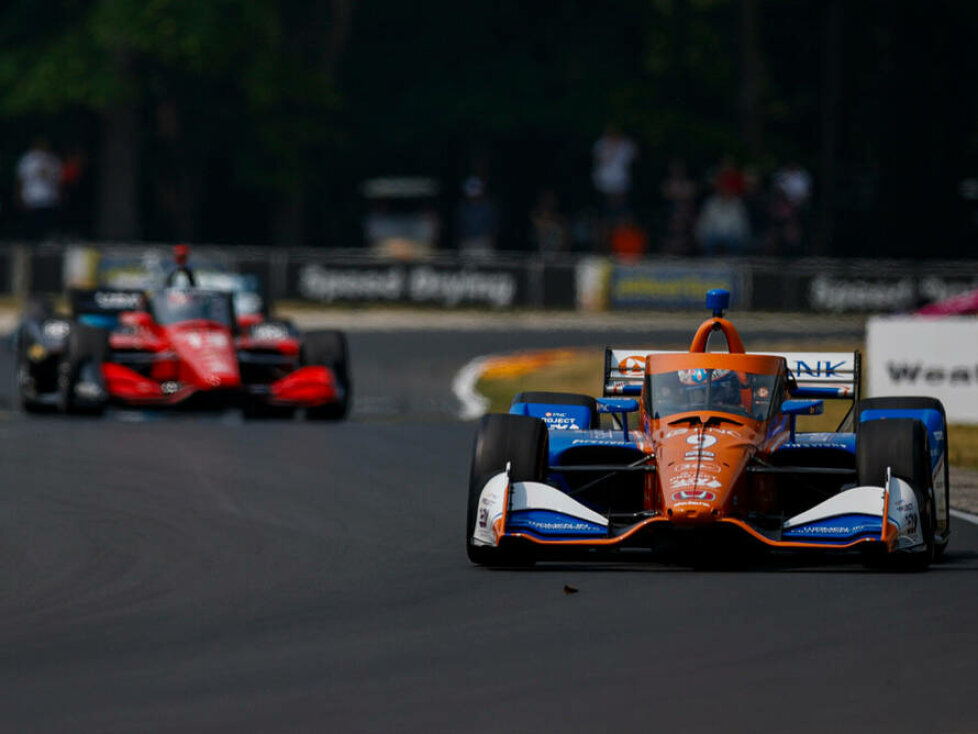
[289,262,528,308]
[608,264,744,309]
[807,274,978,312]
[540,263,577,309]
[808,274,916,312]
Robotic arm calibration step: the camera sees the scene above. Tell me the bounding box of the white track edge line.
[452,356,491,420]
[950,508,978,526]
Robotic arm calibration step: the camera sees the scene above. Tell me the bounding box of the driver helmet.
[677,368,741,410]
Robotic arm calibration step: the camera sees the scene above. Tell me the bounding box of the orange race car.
[466,289,950,568]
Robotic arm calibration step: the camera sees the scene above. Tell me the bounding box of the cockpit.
[149,289,235,327]
[643,353,786,422]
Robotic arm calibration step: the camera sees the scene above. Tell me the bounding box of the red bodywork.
[102,310,339,408]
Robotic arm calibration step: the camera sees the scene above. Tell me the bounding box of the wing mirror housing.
[596,398,640,441]
[596,398,639,414]
[781,399,823,441]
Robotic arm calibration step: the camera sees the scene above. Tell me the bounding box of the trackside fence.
[1,242,975,314]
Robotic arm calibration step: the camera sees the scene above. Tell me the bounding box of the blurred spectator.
[696,190,750,256]
[766,161,812,255]
[456,176,499,258]
[765,187,802,255]
[773,161,812,208]
[529,189,568,254]
[609,214,648,261]
[713,154,746,198]
[660,159,697,254]
[695,155,751,255]
[592,123,637,218]
[16,138,62,240]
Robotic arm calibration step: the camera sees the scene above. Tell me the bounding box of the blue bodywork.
[782,513,883,543]
[506,509,607,540]
[510,399,595,431]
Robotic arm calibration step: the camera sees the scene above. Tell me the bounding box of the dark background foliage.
[0,0,975,256]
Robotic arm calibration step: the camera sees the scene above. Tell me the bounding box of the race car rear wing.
[70,288,146,317]
[603,348,676,396]
[70,288,147,329]
[781,351,861,400]
[603,348,861,401]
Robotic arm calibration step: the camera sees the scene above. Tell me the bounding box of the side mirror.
[782,399,823,416]
[781,399,823,442]
[596,398,639,414]
[596,398,639,441]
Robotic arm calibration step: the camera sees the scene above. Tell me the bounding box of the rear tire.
[511,391,599,429]
[856,397,949,557]
[466,414,548,566]
[302,330,350,421]
[58,324,108,416]
[857,417,934,570]
[17,299,59,413]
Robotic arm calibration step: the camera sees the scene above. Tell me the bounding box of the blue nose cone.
[706,289,730,317]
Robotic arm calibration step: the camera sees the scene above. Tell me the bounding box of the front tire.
[857,417,934,570]
[466,413,548,566]
[856,397,949,557]
[58,324,108,416]
[302,330,350,421]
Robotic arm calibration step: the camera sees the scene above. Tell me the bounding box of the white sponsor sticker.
[669,474,722,489]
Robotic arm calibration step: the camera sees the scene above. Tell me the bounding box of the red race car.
[17,252,350,419]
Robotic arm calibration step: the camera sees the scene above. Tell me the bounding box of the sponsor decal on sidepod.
[543,412,581,430]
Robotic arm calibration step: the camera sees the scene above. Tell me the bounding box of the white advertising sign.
[867,316,978,424]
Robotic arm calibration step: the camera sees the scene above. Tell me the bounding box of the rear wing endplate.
[781,351,860,400]
[70,288,146,317]
[603,349,677,396]
[603,348,861,401]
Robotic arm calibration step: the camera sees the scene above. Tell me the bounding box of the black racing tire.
[856,397,949,557]
[16,334,49,414]
[19,391,48,414]
[302,330,350,421]
[511,391,600,429]
[466,413,548,567]
[857,417,934,570]
[58,324,108,416]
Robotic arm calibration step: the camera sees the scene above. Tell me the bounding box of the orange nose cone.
[671,504,715,526]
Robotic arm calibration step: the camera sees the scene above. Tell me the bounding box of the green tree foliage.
[0,0,976,253]
[0,0,341,239]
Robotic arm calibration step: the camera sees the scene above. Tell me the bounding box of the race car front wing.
[472,467,925,555]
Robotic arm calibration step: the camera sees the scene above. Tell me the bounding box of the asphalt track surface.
[2,322,978,733]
